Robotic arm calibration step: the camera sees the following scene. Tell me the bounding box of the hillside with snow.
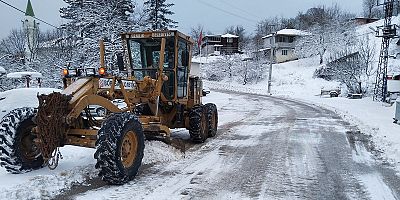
[200,16,400,174]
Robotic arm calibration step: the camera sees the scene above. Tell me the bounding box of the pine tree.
[60,0,134,68]
[144,0,178,30]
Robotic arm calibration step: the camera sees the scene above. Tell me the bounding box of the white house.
[262,29,308,63]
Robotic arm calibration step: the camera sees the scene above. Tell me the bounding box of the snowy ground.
[0,59,400,199]
[203,56,400,175]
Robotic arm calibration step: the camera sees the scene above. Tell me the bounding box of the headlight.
[86,68,96,76]
[68,68,77,76]
[99,67,106,76]
[63,69,68,76]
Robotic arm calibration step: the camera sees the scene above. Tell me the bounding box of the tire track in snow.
[66,91,400,199]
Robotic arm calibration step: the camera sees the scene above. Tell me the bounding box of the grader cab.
[0,30,218,185]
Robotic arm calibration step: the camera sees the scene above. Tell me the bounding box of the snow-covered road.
[61,91,399,200]
[0,90,398,199]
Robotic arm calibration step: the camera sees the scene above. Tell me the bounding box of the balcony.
[264,42,295,49]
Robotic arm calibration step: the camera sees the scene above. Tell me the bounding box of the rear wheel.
[204,103,218,137]
[94,113,145,185]
[189,105,208,143]
[0,107,44,173]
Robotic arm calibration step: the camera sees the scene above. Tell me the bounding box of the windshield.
[128,37,175,80]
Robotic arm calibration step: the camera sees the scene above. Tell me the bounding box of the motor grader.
[0,30,218,185]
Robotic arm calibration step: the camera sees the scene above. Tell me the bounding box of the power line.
[196,0,258,23]
[219,0,261,20]
[0,0,59,29]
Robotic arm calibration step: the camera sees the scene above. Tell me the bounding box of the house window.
[288,36,295,43]
[282,49,288,55]
[227,38,233,43]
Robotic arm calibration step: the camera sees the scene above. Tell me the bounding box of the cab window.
[177,40,189,98]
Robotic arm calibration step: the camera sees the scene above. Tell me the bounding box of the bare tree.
[189,24,204,55]
[315,35,377,95]
[0,29,26,59]
[225,25,247,51]
[363,0,376,18]
[357,35,376,94]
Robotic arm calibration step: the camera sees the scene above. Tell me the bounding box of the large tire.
[204,103,218,137]
[189,105,208,143]
[94,113,145,185]
[0,107,44,173]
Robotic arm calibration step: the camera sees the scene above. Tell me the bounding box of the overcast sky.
[0,0,363,39]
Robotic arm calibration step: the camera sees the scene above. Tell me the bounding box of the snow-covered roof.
[0,66,5,74]
[221,33,239,38]
[277,29,308,36]
[7,72,43,79]
[204,33,239,38]
[262,29,309,39]
[205,34,220,37]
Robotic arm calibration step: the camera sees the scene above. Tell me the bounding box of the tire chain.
[36,92,71,167]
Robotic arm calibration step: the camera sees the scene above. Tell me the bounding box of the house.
[262,29,308,63]
[201,33,239,55]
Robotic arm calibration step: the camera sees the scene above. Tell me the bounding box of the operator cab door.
[177,39,190,100]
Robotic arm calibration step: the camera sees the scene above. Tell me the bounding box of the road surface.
[62,91,400,200]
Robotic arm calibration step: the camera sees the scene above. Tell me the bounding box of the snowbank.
[0,88,60,120]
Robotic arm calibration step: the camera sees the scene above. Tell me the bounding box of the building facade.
[262,29,307,63]
[201,33,239,55]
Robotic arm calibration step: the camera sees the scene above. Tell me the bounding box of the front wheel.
[94,113,145,185]
[0,107,44,173]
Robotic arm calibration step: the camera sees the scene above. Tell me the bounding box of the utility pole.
[373,0,398,102]
[267,32,275,94]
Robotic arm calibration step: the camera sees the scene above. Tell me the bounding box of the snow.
[0,88,60,120]
[202,55,400,174]
[0,66,5,75]
[191,55,222,64]
[221,33,239,38]
[0,146,97,199]
[263,28,309,38]
[0,16,398,200]
[6,72,43,79]
[192,54,252,64]
[359,173,396,200]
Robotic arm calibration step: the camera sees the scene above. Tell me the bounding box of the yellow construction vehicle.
[0,30,218,185]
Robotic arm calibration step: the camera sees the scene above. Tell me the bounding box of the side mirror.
[202,89,210,96]
[116,53,125,71]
